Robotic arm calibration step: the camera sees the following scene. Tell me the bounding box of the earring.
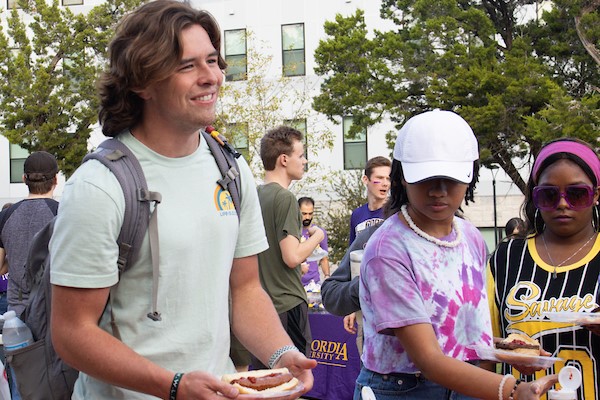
[594,207,600,232]
[534,209,545,235]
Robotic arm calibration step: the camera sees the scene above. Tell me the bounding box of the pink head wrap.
[532,140,600,185]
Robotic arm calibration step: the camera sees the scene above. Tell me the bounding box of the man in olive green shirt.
[255,126,325,367]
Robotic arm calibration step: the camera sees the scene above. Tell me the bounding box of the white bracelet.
[268,345,299,369]
[498,374,512,400]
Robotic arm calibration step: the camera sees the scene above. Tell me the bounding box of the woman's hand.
[510,349,553,375]
[582,306,600,336]
[343,313,357,334]
[514,374,558,400]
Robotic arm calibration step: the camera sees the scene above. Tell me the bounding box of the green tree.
[314,1,600,194]
[0,0,144,177]
[319,169,367,264]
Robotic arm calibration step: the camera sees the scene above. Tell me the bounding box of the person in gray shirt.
[321,223,381,316]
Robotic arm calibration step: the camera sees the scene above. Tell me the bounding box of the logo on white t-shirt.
[213,186,237,217]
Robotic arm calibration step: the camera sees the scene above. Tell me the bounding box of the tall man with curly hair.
[49,2,316,398]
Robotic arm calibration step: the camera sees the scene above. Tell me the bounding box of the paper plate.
[543,311,600,325]
[470,345,562,369]
[237,381,305,399]
[306,247,328,262]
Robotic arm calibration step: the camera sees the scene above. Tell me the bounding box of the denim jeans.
[353,367,480,400]
[9,366,22,400]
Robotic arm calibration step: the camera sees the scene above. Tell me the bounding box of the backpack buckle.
[147,311,162,321]
[217,167,240,190]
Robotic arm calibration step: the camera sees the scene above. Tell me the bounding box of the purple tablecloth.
[304,312,361,400]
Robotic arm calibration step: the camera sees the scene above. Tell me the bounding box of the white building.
[0,0,527,250]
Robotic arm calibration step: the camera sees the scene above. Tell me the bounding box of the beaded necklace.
[400,204,462,248]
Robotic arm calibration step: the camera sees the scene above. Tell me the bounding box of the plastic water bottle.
[2,311,33,351]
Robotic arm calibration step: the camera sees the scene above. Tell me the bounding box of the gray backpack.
[6,128,241,399]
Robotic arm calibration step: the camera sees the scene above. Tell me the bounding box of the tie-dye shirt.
[359,213,492,374]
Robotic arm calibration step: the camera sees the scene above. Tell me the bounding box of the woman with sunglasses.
[488,138,600,400]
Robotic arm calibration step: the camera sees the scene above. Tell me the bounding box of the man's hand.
[300,262,309,275]
[274,351,317,396]
[307,226,324,242]
[175,371,241,399]
[343,313,357,334]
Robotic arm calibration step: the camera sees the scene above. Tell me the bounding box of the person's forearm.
[0,248,7,276]
[320,258,330,277]
[282,234,324,268]
[420,354,509,400]
[52,285,174,399]
[53,319,173,398]
[296,234,324,262]
[321,258,360,316]
[231,286,294,365]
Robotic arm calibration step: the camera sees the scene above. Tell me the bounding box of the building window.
[10,143,28,183]
[226,123,249,160]
[63,57,83,90]
[62,0,83,5]
[284,118,308,169]
[281,23,305,77]
[343,116,367,170]
[224,29,247,81]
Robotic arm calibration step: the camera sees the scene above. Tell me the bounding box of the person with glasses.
[488,138,600,400]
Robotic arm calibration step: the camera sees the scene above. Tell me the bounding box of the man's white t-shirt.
[50,131,268,399]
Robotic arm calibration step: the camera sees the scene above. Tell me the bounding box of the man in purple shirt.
[298,197,329,286]
[349,156,391,244]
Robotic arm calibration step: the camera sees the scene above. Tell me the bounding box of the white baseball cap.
[393,109,479,184]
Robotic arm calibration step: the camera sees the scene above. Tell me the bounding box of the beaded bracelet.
[509,379,522,400]
[498,374,512,400]
[268,344,299,369]
[169,372,184,400]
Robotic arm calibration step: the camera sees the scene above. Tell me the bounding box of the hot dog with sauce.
[221,368,299,394]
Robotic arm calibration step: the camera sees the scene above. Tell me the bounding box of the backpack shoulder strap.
[83,139,163,325]
[202,127,242,219]
[83,139,161,272]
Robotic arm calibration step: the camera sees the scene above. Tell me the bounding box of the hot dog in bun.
[496,333,540,356]
[222,368,299,394]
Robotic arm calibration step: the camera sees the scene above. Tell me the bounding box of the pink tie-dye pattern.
[359,215,493,374]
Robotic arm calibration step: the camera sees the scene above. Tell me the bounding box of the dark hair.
[364,156,391,179]
[298,197,315,207]
[504,217,525,238]
[523,137,600,235]
[384,159,480,218]
[98,0,226,137]
[260,126,304,171]
[25,176,56,195]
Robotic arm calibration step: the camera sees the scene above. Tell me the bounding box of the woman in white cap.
[355,110,557,399]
